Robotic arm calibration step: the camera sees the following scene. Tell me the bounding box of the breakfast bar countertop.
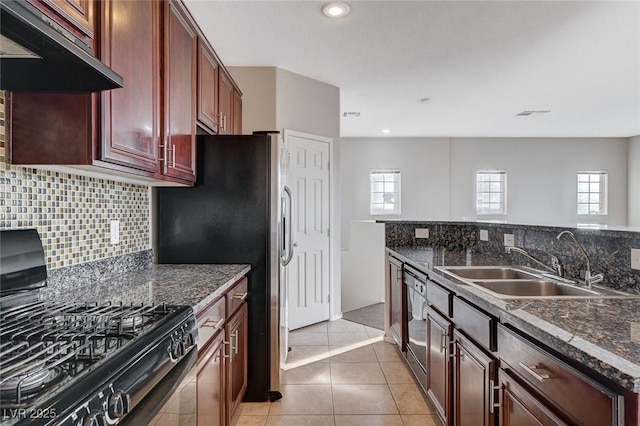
[388,245,640,393]
[40,263,251,314]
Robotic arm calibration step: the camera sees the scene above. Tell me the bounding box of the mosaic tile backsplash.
[0,92,151,270]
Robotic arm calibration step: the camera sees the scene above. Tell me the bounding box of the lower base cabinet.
[197,332,226,426]
[426,307,452,425]
[498,368,568,426]
[453,330,496,426]
[226,303,248,424]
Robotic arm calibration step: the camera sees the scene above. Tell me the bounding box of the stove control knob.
[182,330,195,347]
[169,337,185,360]
[108,390,131,418]
[82,410,107,426]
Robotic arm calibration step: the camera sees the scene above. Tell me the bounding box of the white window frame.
[577,171,608,216]
[370,169,401,216]
[476,170,507,215]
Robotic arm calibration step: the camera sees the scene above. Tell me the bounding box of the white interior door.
[286,130,331,330]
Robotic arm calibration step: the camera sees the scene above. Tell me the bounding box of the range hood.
[0,1,123,92]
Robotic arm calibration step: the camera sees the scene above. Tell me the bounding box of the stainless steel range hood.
[0,1,123,92]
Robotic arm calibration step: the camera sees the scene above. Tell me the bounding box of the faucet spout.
[505,246,561,276]
[556,230,601,288]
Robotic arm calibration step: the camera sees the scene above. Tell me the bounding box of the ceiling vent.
[516,110,551,116]
[343,112,361,118]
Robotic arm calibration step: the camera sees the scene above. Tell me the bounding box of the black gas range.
[0,230,197,425]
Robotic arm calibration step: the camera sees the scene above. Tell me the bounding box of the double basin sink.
[436,266,636,299]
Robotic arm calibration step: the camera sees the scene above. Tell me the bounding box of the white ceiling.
[184,0,640,138]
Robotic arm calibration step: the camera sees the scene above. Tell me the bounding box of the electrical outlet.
[479,229,489,241]
[110,220,120,245]
[632,248,640,270]
[503,233,514,247]
[415,228,430,239]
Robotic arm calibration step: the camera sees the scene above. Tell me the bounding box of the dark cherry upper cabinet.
[218,70,234,135]
[197,39,220,135]
[27,0,94,46]
[99,0,161,174]
[232,89,242,134]
[162,0,197,182]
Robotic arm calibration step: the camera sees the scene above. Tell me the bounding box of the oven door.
[122,348,197,425]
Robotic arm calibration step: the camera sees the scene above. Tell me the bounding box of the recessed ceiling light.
[322,2,350,18]
[381,129,390,134]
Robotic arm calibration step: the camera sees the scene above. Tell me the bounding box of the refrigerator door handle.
[282,186,294,266]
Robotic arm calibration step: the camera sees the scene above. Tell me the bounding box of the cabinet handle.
[219,341,231,360]
[489,380,502,413]
[166,144,174,167]
[233,292,248,302]
[201,318,224,330]
[230,331,239,355]
[440,330,448,353]
[518,362,551,382]
[172,144,176,167]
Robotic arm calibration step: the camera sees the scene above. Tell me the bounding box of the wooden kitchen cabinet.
[197,38,220,134]
[498,368,568,426]
[218,69,234,135]
[99,0,161,174]
[426,306,452,425]
[27,0,94,46]
[162,0,197,182]
[387,255,405,351]
[453,330,497,426]
[197,331,226,426]
[232,89,242,134]
[226,303,248,424]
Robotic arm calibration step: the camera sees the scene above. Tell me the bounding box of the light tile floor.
[233,319,439,426]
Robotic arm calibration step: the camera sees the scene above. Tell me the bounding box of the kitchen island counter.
[40,263,251,313]
[388,245,640,393]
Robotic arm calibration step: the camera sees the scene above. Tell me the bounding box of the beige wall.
[629,136,640,226]
[228,67,277,133]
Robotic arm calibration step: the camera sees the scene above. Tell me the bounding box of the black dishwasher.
[403,264,428,388]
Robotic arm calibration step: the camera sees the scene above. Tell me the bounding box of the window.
[577,172,607,215]
[476,170,507,215]
[370,170,401,215]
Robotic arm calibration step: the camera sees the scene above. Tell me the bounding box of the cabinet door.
[218,70,234,135]
[226,303,248,424]
[232,89,242,134]
[27,0,94,45]
[100,0,161,173]
[498,369,568,426]
[453,330,496,426]
[427,308,452,425]
[388,256,405,351]
[197,39,220,134]
[163,0,197,182]
[197,332,226,426]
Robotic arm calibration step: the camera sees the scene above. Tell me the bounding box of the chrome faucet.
[556,231,603,289]
[505,246,563,277]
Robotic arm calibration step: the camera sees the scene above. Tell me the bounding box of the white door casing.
[285,130,331,330]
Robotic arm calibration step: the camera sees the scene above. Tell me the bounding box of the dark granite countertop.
[40,264,251,314]
[388,246,640,393]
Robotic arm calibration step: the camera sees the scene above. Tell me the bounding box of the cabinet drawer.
[426,279,452,318]
[226,277,249,316]
[197,296,226,350]
[497,324,621,426]
[452,297,495,351]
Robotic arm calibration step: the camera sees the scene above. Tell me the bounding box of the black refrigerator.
[156,132,291,402]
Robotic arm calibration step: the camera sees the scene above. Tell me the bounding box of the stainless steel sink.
[438,266,538,280]
[471,279,599,298]
[435,265,639,299]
